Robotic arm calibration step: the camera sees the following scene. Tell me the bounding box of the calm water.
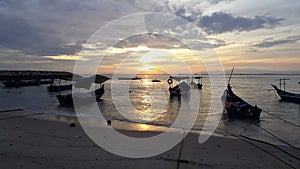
[0,74,299,147]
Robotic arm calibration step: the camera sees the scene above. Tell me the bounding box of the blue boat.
[224,67,261,120]
[271,83,300,103]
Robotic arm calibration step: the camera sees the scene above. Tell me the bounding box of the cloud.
[208,38,233,48]
[198,12,283,34]
[0,47,76,70]
[0,0,298,72]
[0,12,84,56]
[0,0,145,57]
[113,33,187,49]
[253,35,300,48]
[167,1,283,35]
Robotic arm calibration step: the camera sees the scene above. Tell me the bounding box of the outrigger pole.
[277,78,290,91]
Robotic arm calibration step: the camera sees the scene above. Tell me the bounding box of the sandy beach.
[0,110,299,169]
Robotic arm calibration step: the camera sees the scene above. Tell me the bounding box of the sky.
[0,0,299,74]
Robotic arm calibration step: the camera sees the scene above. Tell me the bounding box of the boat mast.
[228,66,235,86]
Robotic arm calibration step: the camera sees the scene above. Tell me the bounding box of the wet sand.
[0,110,299,169]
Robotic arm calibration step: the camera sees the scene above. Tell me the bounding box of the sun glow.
[137,65,160,74]
[44,55,86,61]
[139,54,165,63]
[140,65,156,71]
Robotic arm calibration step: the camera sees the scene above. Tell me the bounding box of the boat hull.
[224,85,261,120]
[271,84,300,103]
[169,82,191,97]
[225,104,261,120]
[47,84,72,92]
[56,85,105,107]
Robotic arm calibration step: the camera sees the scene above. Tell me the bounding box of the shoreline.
[3,108,299,148]
[1,110,299,169]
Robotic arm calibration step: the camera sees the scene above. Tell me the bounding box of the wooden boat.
[271,84,300,103]
[224,67,261,120]
[168,77,190,97]
[56,84,105,106]
[194,76,203,89]
[56,75,109,107]
[225,84,261,120]
[152,79,161,82]
[47,76,74,92]
[47,84,72,92]
[39,79,54,84]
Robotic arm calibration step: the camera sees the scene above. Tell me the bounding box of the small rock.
[69,123,76,127]
[107,120,111,126]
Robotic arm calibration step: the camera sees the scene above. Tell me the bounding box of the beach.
[1,110,299,169]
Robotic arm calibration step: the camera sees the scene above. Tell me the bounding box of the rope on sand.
[0,108,23,113]
[0,112,44,120]
[176,129,187,169]
[238,136,298,169]
[262,110,300,128]
[240,135,300,161]
[255,124,300,151]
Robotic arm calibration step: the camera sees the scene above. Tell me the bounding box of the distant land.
[0,70,73,80]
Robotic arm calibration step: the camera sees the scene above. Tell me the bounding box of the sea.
[0,74,299,148]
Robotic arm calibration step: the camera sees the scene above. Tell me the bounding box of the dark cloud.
[0,0,144,57]
[253,35,300,48]
[172,5,202,23]
[0,9,83,56]
[199,12,283,34]
[170,3,283,35]
[149,2,284,35]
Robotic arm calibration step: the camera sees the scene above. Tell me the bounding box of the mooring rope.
[0,112,44,120]
[262,110,300,128]
[176,129,186,169]
[255,124,300,151]
[238,136,298,169]
[0,108,23,113]
[240,135,300,161]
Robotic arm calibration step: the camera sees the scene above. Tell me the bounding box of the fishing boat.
[47,84,72,92]
[271,79,300,103]
[152,79,161,82]
[56,84,105,106]
[39,79,55,84]
[168,76,191,97]
[47,76,73,92]
[56,75,109,107]
[224,67,261,120]
[191,76,203,90]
